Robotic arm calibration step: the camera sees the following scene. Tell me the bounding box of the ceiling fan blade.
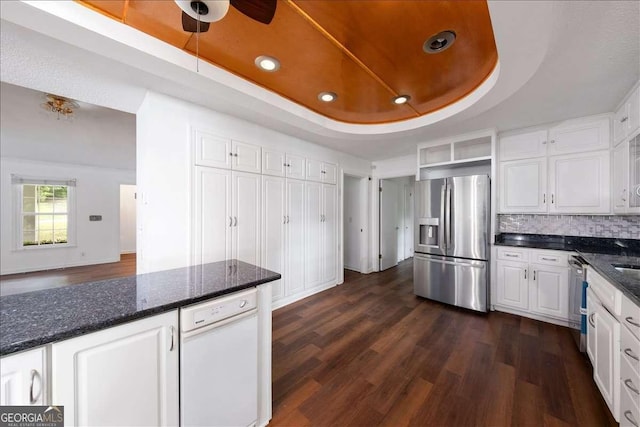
[182,11,210,32]
[230,0,277,24]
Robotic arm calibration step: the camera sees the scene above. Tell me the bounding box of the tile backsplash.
[498,214,640,239]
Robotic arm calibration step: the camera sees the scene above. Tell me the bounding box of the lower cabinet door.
[593,300,621,421]
[52,311,179,427]
[529,264,569,319]
[0,347,46,406]
[496,260,529,310]
[587,288,597,364]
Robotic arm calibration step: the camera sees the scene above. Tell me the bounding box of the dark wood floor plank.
[270,260,616,427]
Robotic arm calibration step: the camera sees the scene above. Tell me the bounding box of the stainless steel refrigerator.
[413,175,490,312]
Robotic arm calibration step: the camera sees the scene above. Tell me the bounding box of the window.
[13,176,76,248]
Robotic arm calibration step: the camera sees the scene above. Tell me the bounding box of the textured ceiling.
[77,0,498,124]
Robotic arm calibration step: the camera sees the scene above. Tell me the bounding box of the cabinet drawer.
[622,323,640,378]
[621,354,640,422]
[497,247,528,262]
[623,295,640,341]
[621,379,640,427]
[530,250,568,267]
[587,268,622,316]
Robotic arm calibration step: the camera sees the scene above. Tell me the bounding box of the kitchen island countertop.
[0,260,280,356]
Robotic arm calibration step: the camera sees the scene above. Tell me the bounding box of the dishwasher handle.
[181,308,258,340]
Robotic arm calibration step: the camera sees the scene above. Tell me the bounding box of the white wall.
[119,185,137,254]
[343,176,361,271]
[0,158,135,274]
[136,91,371,275]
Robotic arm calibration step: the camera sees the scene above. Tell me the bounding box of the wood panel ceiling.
[78,0,498,124]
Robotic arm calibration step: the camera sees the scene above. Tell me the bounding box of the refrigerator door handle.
[445,184,452,249]
[414,254,485,269]
[440,183,447,252]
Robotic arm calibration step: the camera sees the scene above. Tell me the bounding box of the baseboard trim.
[494,305,577,329]
[1,257,121,276]
[272,281,337,310]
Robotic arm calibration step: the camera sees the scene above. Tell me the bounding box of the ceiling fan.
[175,0,277,33]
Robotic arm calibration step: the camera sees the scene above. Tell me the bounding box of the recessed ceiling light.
[255,55,280,72]
[318,92,337,102]
[423,30,456,54]
[393,95,411,105]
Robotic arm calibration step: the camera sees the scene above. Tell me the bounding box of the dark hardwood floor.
[271,259,616,426]
[0,253,136,296]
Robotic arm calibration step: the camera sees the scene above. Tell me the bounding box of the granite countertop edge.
[1,263,280,357]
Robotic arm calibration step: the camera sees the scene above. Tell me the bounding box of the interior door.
[379,179,398,271]
[262,176,285,301]
[233,171,261,266]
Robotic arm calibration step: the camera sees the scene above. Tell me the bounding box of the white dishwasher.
[180,288,258,427]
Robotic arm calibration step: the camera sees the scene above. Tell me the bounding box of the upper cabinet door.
[232,140,261,174]
[548,150,611,214]
[306,159,323,182]
[499,130,548,161]
[548,117,610,155]
[499,158,547,213]
[614,103,630,146]
[286,154,306,180]
[612,140,629,213]
[629,87,640,138]
[322,162,337,185]
[194,130,232,169]
[262,149,286,177]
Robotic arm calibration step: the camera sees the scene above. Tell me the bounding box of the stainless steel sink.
[613,265,640,280]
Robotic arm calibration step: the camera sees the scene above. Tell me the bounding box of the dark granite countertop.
[0,260,280,356]
[578,252,640,306]
[494,233,640,306]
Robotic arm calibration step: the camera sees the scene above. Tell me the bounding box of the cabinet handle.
[505,254,518,258]
[533,271,536,281]
[287,216,290,224]
[624,411,639,427]
[524,269,527,280]
[589,313,596,327]
[543,193,546,204]
[283,215,287,224]
[551,194,554,204]
[233,153,238,157]
[29,369,41,404]
[626,316,640,327]
[229,216,233,227]
[229,152,233,157]
[542,141,547,145]
[624,348,640,361]
[621,116,629,123]
[624,378,640,395]
[169,326,175,352]
[550,139,556,144]
[541,257,557,261]
[234,216,238,227]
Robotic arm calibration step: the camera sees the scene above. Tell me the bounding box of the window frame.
[13,178,77,250]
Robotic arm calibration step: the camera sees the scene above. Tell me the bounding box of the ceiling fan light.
[393,95,411,105]
[255,55,280,72]
[318,92,337,102]
[175,0,229,23]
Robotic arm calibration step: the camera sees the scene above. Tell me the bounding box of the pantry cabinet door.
[287,179,306,295]
[233,171,261,266]
[262,149,286,177]
[194,130,232,169]
[194,167,232,265]
[262,176,286,301]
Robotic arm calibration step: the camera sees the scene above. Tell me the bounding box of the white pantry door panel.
[322,184,337,284]
[286,154,306,180]
[496,260,529,310]
[548,117,610,155]
[499,159,547,213]
[613,141,629,213]
[287,180,306,295]
[195,167,232,265]
[52,311,179,427]
[549,151,610,214]
[0,347,46,406]
[499,130,548,161]
[262,176,286,301]
[305,181,323,288]
[194,130,232,169]
[232,141,261,174]
[233,171,261,266]
[262,149,286,177]
[307,159,323,183]
[529,264,569,319]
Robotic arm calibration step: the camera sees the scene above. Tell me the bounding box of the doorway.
[379,176,414,271]
[119,184,137,255]
[342,173,368,275]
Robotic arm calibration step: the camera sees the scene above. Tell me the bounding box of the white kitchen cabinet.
[614,86,640,146]
[0,347,46,406]
[587,288,597,364]
[232,171,261,266]
[306,159,337,184]
[193,129,260,174]
[496,260,529,310]
[194,168,260,266]
[499,158,547,213]
[321,184,337,283]
[529,264,569,319]
[262,149,286,177]
[613,140,630,213]
[593,299,621,420]
[286,179,306,296]
[548,150,610,214]
[194,166,232,265]
[286,154,306,180]
[499,130,548,161]
[305,181,323,288]
[262,175,286,301]
[548,117,610,155]
[52,311,179,427]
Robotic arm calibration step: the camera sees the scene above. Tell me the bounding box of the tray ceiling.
[77,0,498,124]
